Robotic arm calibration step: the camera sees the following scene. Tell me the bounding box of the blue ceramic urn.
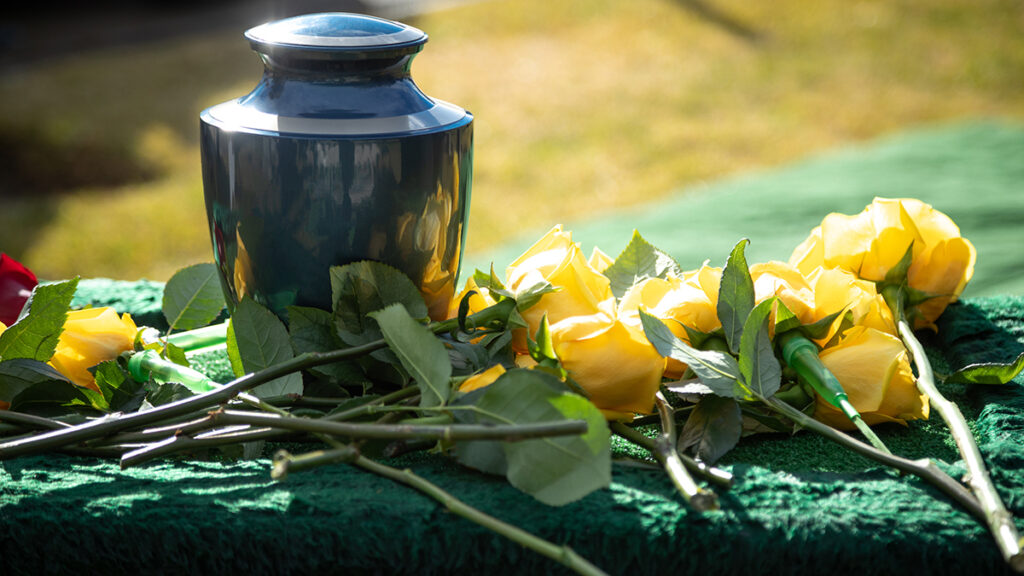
[200,13,473,321]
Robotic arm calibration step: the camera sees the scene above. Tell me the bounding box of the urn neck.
[257,51,417,81]
[241,61,435,120]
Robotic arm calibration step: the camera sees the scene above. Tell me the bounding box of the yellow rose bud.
[813,326,928,429]
[49,308,139,391]
[505,226,614,350]
[619,265,721,379]
[550,312,665,420]
[790,197,976,329]
[458,364,507,393]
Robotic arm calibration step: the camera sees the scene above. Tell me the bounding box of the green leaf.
[144,382,196,407]
[225,320,245,378]
[0,278,79,362]
[640,310,740,397]
[680,324,713,349]
[369,304,451,408]
[9,380,93,412]
[799,310,844,340]
[602,230,682,299]
[511,281,557,314]
[529,315,558,364]
[821,310,855,349]
[446,339,491,376]
[678,395,742,464]
[773,299,802,335]
[164,342,190,367]
[884,243,915,285]
[473,265,507,292]
[0,359,71,402]
[92,360,145,412]
[288,305,368,388]
[162,263,226,333]
[450,387,509,476]
[458,369,610,506]
[230,297,303,398]
[738,298,782,399]
[330,261,428,348]
[717,239,755,354]
[456,289,476,333]
[946,352,1024,385]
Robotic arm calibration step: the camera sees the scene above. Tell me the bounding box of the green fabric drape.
[2,287,1022,575]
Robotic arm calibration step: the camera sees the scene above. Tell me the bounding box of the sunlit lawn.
[1,0,1022,280]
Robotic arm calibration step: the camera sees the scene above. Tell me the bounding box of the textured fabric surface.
[2,291,1023,575]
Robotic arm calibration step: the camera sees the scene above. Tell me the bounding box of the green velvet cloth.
[2,289,1023,575]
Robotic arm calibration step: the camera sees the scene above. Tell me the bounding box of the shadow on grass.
[0,124,160,257]
[0,124,158,196]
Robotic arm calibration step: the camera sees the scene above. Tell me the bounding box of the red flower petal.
[0,253,38,326]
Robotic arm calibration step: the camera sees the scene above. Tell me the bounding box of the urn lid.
[202,12,471,137]
[245,12,428,57]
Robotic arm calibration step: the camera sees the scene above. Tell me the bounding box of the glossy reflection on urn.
[200,12,473,321]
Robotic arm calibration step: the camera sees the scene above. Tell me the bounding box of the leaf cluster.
[638,239,822,464]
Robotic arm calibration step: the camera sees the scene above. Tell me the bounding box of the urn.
[200,12,473,321]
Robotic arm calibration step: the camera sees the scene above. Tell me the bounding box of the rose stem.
[0,306,491,461]
[249,385,610,576]
[759,393,985,522]
[899,320,1024,571]
[119,410,589,467]
[213,409,589,442]
[609,422,733,490]
[650,392,718,510]
[350,454,610,576]
[0,337,394,459]
[0,411,73,431]
[120,427,290,468]
[778,331,891,454]
[322,387,421,421]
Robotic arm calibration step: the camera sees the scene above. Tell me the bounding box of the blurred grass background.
[0,0,1022,281]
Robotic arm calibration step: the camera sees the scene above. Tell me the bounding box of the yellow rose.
[49,308,139,391]
[806,267,896,336]
[549,311,665,420]
[813,326,928,429]
[505,226,614,349]
[750,262,896,342]
[619,265,721,379]
[790,197,976,329]
[459,364,507,393]
[750,261,816,326]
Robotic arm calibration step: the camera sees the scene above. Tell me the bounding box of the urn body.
[200,13,473,320]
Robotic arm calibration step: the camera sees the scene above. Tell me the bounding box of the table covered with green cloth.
[1,287,1023,575]
[4,120,1024,574]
